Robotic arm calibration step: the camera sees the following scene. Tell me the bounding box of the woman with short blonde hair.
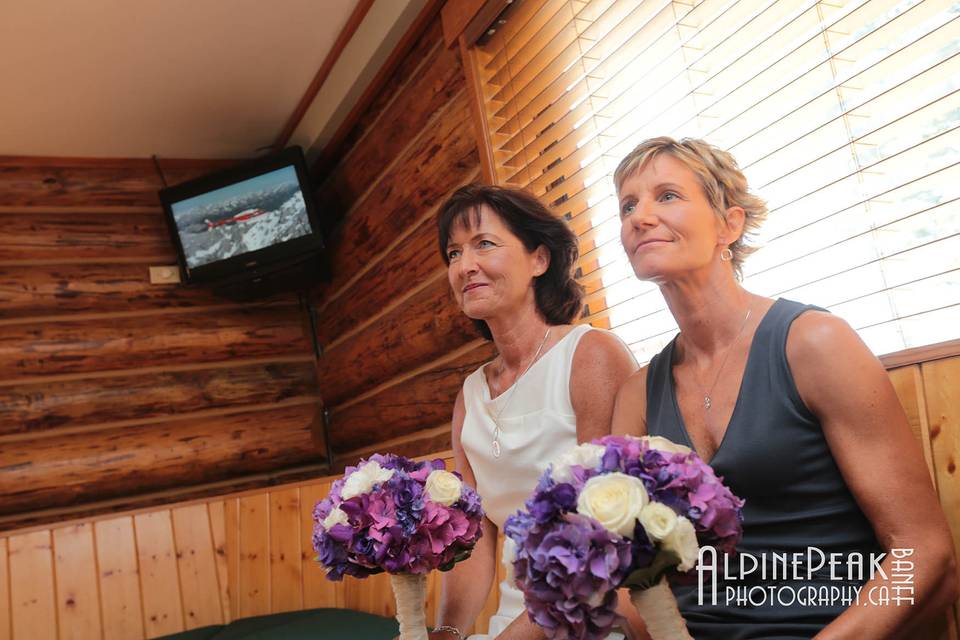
[612,136,957,638]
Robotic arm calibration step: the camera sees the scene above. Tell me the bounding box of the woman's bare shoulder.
[571,327,638,369]
[612,365,649,436]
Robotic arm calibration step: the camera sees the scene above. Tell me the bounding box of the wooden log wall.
[0,157,326,531]
[310,15,492,463]
[0,453,505,640]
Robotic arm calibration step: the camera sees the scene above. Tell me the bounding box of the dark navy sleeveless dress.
[646,299,882,639]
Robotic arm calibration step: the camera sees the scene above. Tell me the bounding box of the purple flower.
[507,434,744,637]
[512,514,632,639]
[528,482,578,524]
[312,454,484,579]
[458,483,483,515]
[505,510,536,543]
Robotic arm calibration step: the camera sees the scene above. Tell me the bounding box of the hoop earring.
[720,248,733,262]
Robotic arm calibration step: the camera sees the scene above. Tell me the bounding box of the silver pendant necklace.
[490,327,551,458]
[692,305,752,413]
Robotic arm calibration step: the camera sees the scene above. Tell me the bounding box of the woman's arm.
[433,388,499,639]
[571,330,640,442]
[787,312,958,639]
[571,331,649,638]
[611,367,649,438]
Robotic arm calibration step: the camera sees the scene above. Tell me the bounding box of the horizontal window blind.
[473,0,960,362]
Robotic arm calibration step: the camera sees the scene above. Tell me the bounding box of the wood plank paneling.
[8,530,57,640]
[52,524,102,640]
[171,504,223,630]
[316,92,479,300]
[318,277,478,406]
[0,538,10,640]
[207,502,232,625]
[134,511,183,637]
[0,361,318,438]
[330,342,493,452]
[0,404,321,516]
[223,498,240,622]
[300,482,342,609]
[921,358,960,632]
[0,212,172,263]
[269,488,302,613]
[0,264,221,318]
[342,572,396,619]
[238,495,270,618]
[425,571,440,628]
[94,517,145,640]
[889,366,937,485]
[0,306,309,378]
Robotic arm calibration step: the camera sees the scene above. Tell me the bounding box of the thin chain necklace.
[690,305,752,413]
[490,327,551,458]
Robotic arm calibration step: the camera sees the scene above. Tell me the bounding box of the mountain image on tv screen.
[170,166,313,269]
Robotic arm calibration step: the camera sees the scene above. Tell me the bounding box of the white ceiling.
[0,0,364,159]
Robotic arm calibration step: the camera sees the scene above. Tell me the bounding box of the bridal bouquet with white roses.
[504,435,744,640]
[313,454,483,640]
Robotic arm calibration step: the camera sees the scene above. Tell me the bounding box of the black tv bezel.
[159,146,324,285]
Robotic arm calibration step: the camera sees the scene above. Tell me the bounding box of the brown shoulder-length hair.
[437,184,584,341]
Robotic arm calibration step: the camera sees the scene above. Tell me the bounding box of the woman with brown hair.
[429,184,640,639]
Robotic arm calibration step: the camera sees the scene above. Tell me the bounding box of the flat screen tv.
[159,146,324,285]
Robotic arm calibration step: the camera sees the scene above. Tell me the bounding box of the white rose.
[639,501,678,542]
[425,469,462,506]
[551,443,606,483]
[322,507,349,530]
[577,472,648,538]
[340,461,395,500]
[643,435,692,456]
[663,516,699,572]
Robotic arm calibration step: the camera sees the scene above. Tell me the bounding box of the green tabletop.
[156,608,400,640]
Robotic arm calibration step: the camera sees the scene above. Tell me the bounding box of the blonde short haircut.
[613,136,767,278]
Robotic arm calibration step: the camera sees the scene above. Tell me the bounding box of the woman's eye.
[620,202,635,218]
[478,239,496,249]
[659,192,678,202]
[447,249,461,260]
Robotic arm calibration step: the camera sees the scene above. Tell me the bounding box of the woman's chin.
[629,262,665,282]
[628,257,688,283]
[461,302,496,321]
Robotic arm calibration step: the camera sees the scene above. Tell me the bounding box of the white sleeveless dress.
[460,324,626,639]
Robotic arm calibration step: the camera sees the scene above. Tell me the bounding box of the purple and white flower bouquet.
[504,435,744,640]
[312,454,484,640]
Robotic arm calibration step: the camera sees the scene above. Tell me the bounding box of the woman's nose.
[627,202,658,229]
[458,249,479,275]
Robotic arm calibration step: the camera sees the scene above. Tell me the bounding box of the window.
[469,0,960,362]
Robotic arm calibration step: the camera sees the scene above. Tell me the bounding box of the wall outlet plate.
[149,266,182,284]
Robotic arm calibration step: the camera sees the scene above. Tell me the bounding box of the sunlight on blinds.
[474,0,960,362]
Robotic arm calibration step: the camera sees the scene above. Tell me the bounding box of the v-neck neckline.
[666,299,781,465]
[481,325,584,402]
